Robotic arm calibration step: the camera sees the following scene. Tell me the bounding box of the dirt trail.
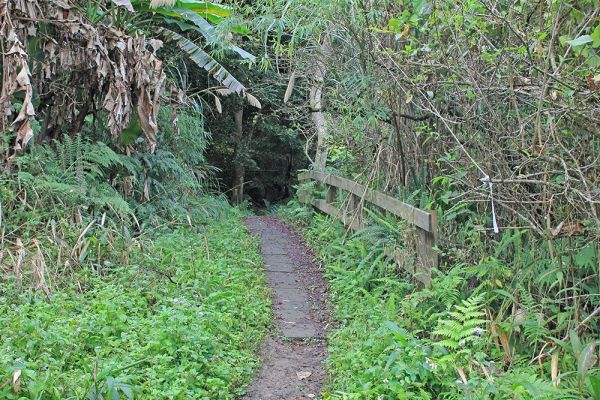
[243,216,329,400]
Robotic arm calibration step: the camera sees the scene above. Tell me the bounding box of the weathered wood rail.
[298,170,438,286]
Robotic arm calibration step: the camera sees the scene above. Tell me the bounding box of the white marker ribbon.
[480,175,499,234]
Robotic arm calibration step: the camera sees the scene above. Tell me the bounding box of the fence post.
[326,184,336,204]
[415,212,437,288]
[347,193,363,228]
[298,188,307,204]
[297,171,310,205]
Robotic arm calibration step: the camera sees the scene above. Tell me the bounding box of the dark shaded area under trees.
[202,41,312,207]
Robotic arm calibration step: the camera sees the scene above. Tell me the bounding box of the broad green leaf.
[145,6,255,62]
[132,0,230,23]
[575,246,595,268]
[173,8,218,44]
[120,115,143,146]
[176,0,232,22]
[388,18,402,33]
[591,24,600,48]
[567,35,593,47]
[107,376,119,400]
[570,329,582,358]
[385,350,399,370]
[492,289,515,301]
[589,375,600,399]
[384,321,408,346]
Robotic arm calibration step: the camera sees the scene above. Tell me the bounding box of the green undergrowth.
[0,209,270,399]
[277,202,599,400]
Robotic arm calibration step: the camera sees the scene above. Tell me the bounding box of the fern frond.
[433,293,488,350]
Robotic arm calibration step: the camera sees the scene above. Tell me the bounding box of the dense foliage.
[0,207,270,399]
[261,0,600,397]
[279,204,599,399]
[256,0,599,232]
[1,0,598,398]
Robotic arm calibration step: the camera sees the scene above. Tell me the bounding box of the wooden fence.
[298,170,438,287]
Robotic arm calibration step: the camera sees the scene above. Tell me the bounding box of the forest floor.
[243,216,329,400]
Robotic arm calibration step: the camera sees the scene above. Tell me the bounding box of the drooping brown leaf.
[494,324,512,364]
[12,369,21,393]
[284,70,296,103]
[578,343,598,383]
[246,92,262,109]
[1,0,173,154]
[214,95,223,114]
[551,351,560,387]
[133,40,166,152]
[588,74,598,91]
[32,239,51,296]
[0,30,36,151]
[551,222,584,237]
[480,364,494,382]
[456,367,468,384]
[14,239,24,286]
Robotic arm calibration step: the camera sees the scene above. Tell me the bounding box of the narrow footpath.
[243,216,329,400]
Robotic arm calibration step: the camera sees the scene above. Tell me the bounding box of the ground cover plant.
[0,208,270,399]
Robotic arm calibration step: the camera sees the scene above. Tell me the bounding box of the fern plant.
[433,293,487,351]
[52,134,125,184]
[349,207,412,285]
[15,135,134,217]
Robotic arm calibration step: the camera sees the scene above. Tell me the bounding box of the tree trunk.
[310,38,331,171]
[232,109,245,204]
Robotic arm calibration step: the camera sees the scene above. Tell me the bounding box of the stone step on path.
[262,244,318,338]
[243,216,329,400]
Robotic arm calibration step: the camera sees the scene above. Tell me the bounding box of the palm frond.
[160,28,246,95]
[172,8,255,62]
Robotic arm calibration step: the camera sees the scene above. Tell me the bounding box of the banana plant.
[111,0,258,103]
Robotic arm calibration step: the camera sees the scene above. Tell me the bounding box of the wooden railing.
[298,170,438,287]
